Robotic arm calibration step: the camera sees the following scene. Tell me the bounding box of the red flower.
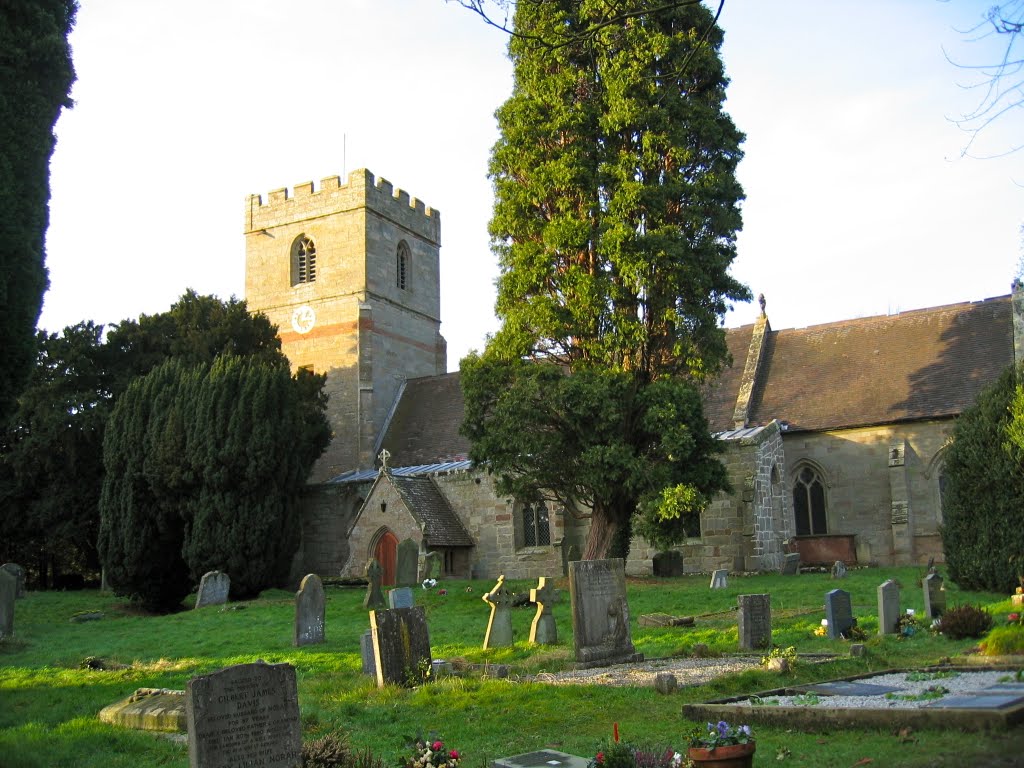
[596,753,604,764]
[433,741,444,752]
[450,751,460,760]
[1009,613,1020,622]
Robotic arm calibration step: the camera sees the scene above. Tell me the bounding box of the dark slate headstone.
[877,579,901,635]
[360,629,377,677]
[185,661,301,768]
[363,558,386,610]
[924,572,946,619]
[781,553,801,576]
[395,538,419,587]
[529,576,560,645]
[194,571,230,609]
[370,606,432,687]
[482,575,514,648]
[294,573,325,647]
[825,588,854,640]
[652,551,683,577]
[388,586,415,610]
[737,593,771,650]
[568,558,643,667]
[0,568,16,639]
[1,563,26,598]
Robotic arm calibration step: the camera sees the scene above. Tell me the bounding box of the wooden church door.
[374,531,399,586]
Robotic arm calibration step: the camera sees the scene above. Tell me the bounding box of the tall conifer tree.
[462,0,748,559]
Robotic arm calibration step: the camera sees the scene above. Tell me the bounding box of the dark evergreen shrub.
[941,365,1024,593]
[935,604,994,640]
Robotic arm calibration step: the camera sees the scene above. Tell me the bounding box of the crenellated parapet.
[245,168,440,244]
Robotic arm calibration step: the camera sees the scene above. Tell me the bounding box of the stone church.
[245,169,1024,586]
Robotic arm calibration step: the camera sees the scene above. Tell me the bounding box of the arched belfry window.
[396,240,410,291]
[792,464,828,535]
[291,235,317,286]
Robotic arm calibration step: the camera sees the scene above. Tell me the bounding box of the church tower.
[244,169,447,481]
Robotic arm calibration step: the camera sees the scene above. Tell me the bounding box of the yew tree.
[462,0,748,559]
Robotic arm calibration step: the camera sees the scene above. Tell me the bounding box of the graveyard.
[2,565,1024,767]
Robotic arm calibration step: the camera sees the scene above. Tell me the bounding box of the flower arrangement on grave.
[588,740,680,768]
[685,722,755,767]
[421,578,438,590]
[896,610,926,638]
[687,721,754,751]
[403,735,460,768]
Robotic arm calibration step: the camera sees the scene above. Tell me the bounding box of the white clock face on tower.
[291,305,316,334]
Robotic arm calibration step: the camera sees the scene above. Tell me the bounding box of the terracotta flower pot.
[685,741,755,768]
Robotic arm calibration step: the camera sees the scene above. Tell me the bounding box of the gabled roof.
[390,475,474,547]
[705,294,1014,433]
[378,372,470,466]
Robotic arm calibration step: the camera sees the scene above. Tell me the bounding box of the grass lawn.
[2,566,1023,767]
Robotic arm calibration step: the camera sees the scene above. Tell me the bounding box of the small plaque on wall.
[891,501,909,525]
[888,442,905,467]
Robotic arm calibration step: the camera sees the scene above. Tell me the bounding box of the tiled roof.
[709,295,1014,433]
[391,475,474,547]
[378,372,470,466]
[702,323,755,431]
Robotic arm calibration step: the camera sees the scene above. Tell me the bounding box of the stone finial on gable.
[378,448,391,473]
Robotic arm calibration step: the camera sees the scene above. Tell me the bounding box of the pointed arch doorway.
[373,530,399,586]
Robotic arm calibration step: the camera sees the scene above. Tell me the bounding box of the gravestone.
[360,629,377,677]
[369,606,432,687]
[482,575,514,648]
[0,568,16,639]
[419,551,441,582]
[388,586,415,610]
[363,558,386,610]
[831,560,847,579]
[709,569,728,589]
[395,538,419,587]
[186,661,301,768]
[1,563,25,598]
[294,573,325,647]
[194,571,230,609]
[781,553,801,576]
[877,579,901,635]
[568,558,643,667]
[737,593,771,650]
[652,551,684,577]
[825,588,854,640]
[528,576,560,645]
[561,540,581,577]
[924,572,946,619]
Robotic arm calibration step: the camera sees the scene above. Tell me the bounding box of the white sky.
[42,0,1024,371]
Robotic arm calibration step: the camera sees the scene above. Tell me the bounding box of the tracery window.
[521,500,551,547]
[292,235,317,285]
[397,240,410,290]
[792,464,828,535]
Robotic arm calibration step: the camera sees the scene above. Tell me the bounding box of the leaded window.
[793,465,827,535]
[521,500,551,547]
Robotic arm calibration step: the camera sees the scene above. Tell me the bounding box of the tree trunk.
[583,500,634,560]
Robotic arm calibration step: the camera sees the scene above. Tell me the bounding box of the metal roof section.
[714,425,768,441]
[328,460,474,485]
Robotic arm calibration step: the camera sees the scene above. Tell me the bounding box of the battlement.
[245,168,440,244]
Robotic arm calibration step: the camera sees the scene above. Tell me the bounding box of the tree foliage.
[462,0,747,559]
[99,355,330,610]
[0,0,77,426]
[941,365,1024,593]
[0,323,111,586]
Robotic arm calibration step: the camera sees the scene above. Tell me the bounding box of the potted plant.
[686,721,755,767]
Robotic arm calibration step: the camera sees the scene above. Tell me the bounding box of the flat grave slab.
[98,688,186,732]
[923,693,1024,710]
[791,681,901,697]
[980,682,1024,694]
[492,750,590,768]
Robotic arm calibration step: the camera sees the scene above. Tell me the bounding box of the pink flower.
[433,741,444,752]
[596,753,604,764]
[449,751,459,760]
[1009,613,1020,622]
[439,589,448,596]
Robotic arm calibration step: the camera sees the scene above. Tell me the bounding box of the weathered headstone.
[654,672,677,694]
[825,588,854,640]
[294,573,325,647]
[360,629,377,677]
[709,569,728,589]
[737,593,771,650]
[877,579,901,635]
[1,563,25,598]
[0,568,16,639]
[561,540,581,577]
[831,560,847,579]
[482,575,514,648]
[781,553,801,576]
[194,571,230,609]
[528,576,560,645]
[568,558,643,667]
[419,550,442,582]
[652,551,684,577]
[186,661,301,768]
[388,586,415,610]
[369,606,432,687]
[363,558,386,610]
[396,538,419,587]
[924,572,946,619]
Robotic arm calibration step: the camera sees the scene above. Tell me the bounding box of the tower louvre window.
[292,235,317,285]
[397,240,410,290]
